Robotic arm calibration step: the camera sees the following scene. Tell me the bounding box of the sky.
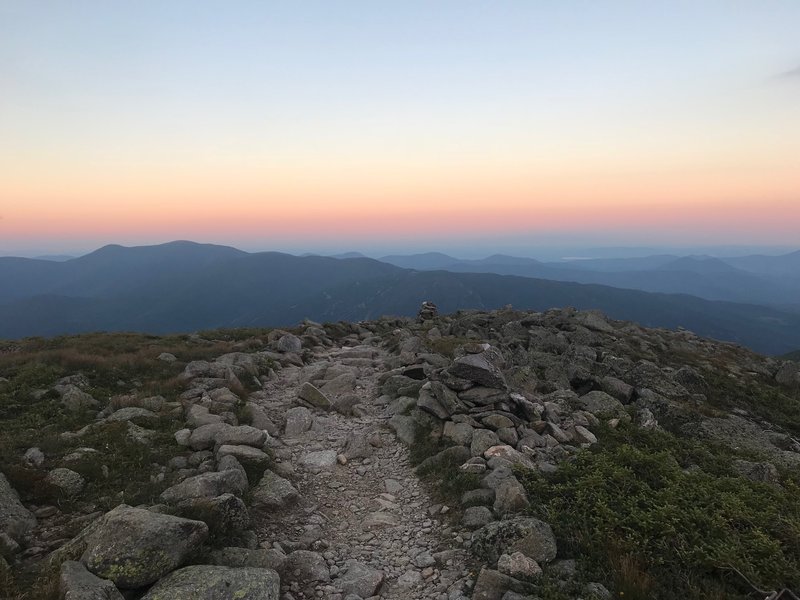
[1,1,799,257]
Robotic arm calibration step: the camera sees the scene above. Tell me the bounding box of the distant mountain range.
[376,251,800,310]
[2,241,800,355]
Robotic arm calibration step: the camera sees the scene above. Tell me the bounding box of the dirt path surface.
[250,343,474,600]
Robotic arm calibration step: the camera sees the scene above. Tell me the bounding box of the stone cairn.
[418,301,439,322]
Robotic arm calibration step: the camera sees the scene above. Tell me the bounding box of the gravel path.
[250,343,475,599]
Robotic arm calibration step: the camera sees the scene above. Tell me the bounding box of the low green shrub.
[519,424,800,599]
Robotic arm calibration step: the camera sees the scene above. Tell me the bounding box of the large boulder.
[45,468,86,496]
[0,473,37,542]
[459,386,508,406]
[181,360,214,379]
[319,373,357,398]
[483,445,535,470]
[207,547,286,572]
[337,559,384,597]
[342,432,373,460]
[188,423,234,450]
[284,406,313,436]
[251,470,299,510]
[462,506,494,529]
[416,385,450,419]
[575,391,627,420]
[185,405,224,428]
[448,347,507,389]
[776,362,800,389]
[276,334,302,354]
[246,405,279,436]
[216,445,269,468]
[625,361,689,399]
[443,421,474,446]
[81,505,208,588]
[416,446,471,473]
[471,429,500,457]
[497,552,543,579]
[471,517,557,565]
[387,415,417,445]
[60,385,99,411]
[300,450,338,473]
[176,493,250,535]
[283,550,330,583]
[105,407,158,426]
[493,477,530,514]
[213,425,267,449]
[59,560,123,600]
[161,470,248,504]
[140,565,279,599]
[472,567,535,600]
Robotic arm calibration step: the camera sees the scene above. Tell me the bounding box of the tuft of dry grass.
[608,548,655,600]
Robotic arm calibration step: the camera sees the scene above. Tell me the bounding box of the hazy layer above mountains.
[2,241,800,355]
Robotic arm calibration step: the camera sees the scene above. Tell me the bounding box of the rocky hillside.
[1,307,799,600]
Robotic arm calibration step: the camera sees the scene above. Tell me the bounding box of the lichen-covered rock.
[497,552,542,579]
[472,567,534,600]
[188,423,234,450]
[186,404,224,428]
[251,470,299,510]
[416,384,450,419]
[215,444,269,468]
[472,517,557,565]
[59,560,124,600]
[776,361,800,389]
[337,559,384,597]
[319,373,357,398]
[283,550,330,583]
[45,468,86,496]
[416,445,471,473]
[471,429,500,457]
[443,421,474,446]
[300,450,338,472]
[160,470,248,504]
[81,505,208,588]
[176,493,250,534]
[0,473,37,543]
[60,385,99,411]
[23,447,45,467]
[342,431,373,460]
[601,376,634,403]
[276,333,302,353]
[493,477,530,515]
[284,406,313,436]
[387,415,417,445]
[449,348,507,389]
[462,506,494,529]
[105,407,158,426]
[733,459,780,485]
[207,547,286,572]
[575,391,627,419]
[483,445,535,470]
[213,425,267,449]
[140,565,279,599]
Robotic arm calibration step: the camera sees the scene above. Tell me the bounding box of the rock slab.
[141,565,280,600]
[81,505,208,588]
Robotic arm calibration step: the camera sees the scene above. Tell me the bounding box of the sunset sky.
[1,1,799,257]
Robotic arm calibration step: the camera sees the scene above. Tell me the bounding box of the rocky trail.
[250,343,475,599]
[3,307,800,600]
